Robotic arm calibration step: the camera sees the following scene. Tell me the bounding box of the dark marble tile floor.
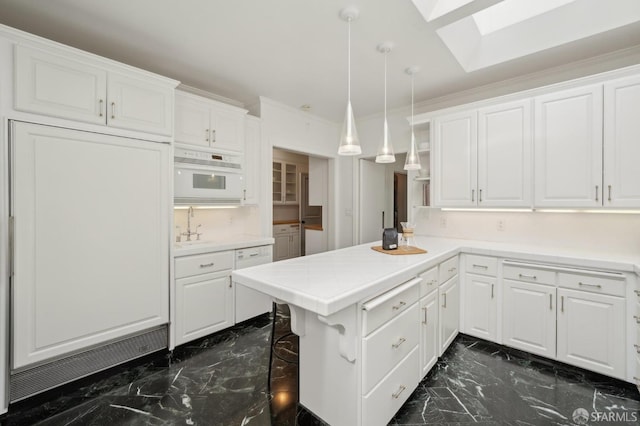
[1,309,639,425]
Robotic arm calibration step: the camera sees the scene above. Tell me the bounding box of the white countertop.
[173,235,274,257]
[231,236,640,317]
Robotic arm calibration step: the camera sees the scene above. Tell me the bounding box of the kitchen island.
[231,236,640,426]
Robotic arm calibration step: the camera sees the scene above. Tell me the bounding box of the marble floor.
[1,308,639,425]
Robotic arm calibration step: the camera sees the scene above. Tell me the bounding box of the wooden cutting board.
[371,246,427,255]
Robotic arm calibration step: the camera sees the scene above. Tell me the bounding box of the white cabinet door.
[107,72,174,136]
[503,280,556,359]
[603,75,640,207]
[11,122,170,369]
[175,272,233,345]
[557,288,625,379]
[433,110,477,207]
[274,234,290,261]
[243,116,261,205]
[175,93,211,147]
[420,290,439,377]
[463,273,497,342]
[210,106,246,152]
[284,163,298,204]
[438,276,459,355]
[478,100,532,207]
[14,45,107,125]
[534,85,603,207]
[289,230,301,258]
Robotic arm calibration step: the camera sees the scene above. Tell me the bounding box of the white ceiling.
[1,0,640,121]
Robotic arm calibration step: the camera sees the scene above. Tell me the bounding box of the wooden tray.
[371,246,427,255]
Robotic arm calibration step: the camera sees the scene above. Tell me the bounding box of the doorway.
[394,172,407,233]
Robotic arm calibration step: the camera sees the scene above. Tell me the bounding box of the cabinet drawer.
[362,278,420,335]
[273,225,290,235]
[558,271,625,297]
[419,266,438,297]
[362,303,419,394]
[175,251,233,279]
[465,255,498,276]
[503,263,555,286]
[362,347,420,426]
[438,256,458,284]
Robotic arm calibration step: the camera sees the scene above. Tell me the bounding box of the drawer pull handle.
[578,282,602,289]
[429,279,438,285]
[549,294,552,310]
[561,296,564,313]
[491,284,494,299]
[448,267,457,273]
[99,99,104,117]
[422,307,427,325]
[249,253,259,257]
[392,385,407,399]
[519,273,537,280]
[392,337,406,349]
[633,315,640,324]
[443,293,447,309]
[200,262,215,268]
[392,301,406,311]
[205,129,210,142]
[111,102,116,119]
[473,264,488,269]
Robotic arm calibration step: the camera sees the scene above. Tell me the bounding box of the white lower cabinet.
[419,289,439,377]
[557,288,625,379]
[273,224,300,261]
[174,251,234,346]
[503,279,556,358]
[462,254,499,342]
[439,275,460,356]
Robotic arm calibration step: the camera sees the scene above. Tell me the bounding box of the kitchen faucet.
[182,206,202,241]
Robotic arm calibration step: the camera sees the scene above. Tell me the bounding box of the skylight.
[411,0,474,22]
[472,0,577,35]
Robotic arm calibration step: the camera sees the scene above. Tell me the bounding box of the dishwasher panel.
[235,246,273,323]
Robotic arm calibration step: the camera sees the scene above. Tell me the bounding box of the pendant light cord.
[383,48,387,125]
[347,18,351,102]
[411,72,414,129]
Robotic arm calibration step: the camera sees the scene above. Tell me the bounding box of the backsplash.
[415,209,640,255]
[174,206,261,241]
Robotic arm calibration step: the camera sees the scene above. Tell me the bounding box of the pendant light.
[404,66,421,170]
[375,42,395,163]
[338,7,361,156]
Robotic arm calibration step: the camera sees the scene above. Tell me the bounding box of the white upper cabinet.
[174,91,247,152]
[603,75,640,207]
[15,45,175,136]
[107,72,174,135]
[433,110,477,207]
[477,100,532,207]
[534,85,603,207]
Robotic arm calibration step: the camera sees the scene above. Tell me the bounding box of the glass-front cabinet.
[273,161,298,204]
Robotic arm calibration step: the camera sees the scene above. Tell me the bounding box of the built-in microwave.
[174,146,244,205]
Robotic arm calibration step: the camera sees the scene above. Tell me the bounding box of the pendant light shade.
[376,43,395,164]
[404,66,421,171]
[338,7,361,156]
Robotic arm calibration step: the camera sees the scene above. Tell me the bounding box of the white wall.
[415,209,640,255]
[174,206,261,241]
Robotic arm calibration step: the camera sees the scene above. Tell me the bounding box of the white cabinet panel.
[463,274,497,342]
[420,290,439,377]
[478,100,532,207]
[11,122,170,369]
[438,276,459,355]
[503,280,556,358]
[175,271,233,345]
[534,85,603,207]
[211,106,245,152]
[15,45,107,125]
[107,72,173,136]
[243,116,261,205]
[604,75,640,207]
[274,234,290,261]
[557,288,625,379]
[433,111,477,207]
